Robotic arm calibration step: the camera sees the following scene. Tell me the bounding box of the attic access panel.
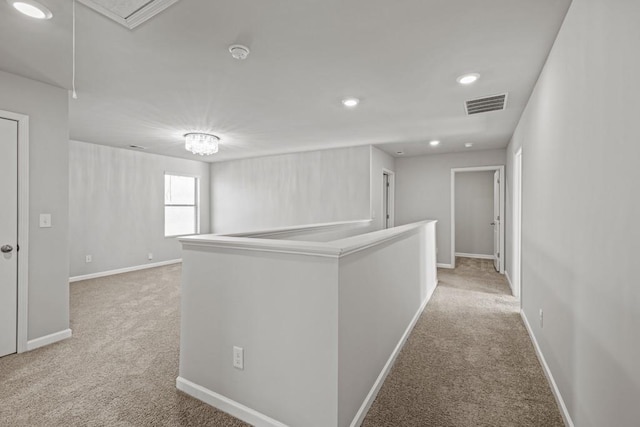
[78,0,181,29]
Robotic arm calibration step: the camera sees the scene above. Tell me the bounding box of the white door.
[383,172,390,229]
[493,170,500,272]
[0,117,18,358]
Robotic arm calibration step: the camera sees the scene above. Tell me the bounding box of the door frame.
[450,165,505,273]
[382,168,395,229]
[0,109,29,353]
[512,148,523,302]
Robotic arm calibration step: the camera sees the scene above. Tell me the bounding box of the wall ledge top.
[179,220,437,258]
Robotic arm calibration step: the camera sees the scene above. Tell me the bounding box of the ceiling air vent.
[78,0,181,29]
[465,93,508,115]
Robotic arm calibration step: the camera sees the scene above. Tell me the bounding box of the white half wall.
[179,248,340,426]
[505,0,640,425]
[0,70,70,342]
[68,140,210,277]
[210,146,371,234]
[455,171,494,256]
[178,220,437,426]
[337,222,436,427]
[395,149,506,265]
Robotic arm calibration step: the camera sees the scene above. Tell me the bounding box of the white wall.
[505,0,640,425]
[179,248,340,426]
[395,149,506,265]
[69,141,210,277]
[337,221,436,427]
[211,146,371,234]
[455,171,494,256]
[178,220,437,427]
[0,70,69,341]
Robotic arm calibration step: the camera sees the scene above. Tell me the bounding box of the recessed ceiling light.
[8,0,52,19]
[465,143,473,148]
[457,73,480,85]
[430,140,440,147]
[342,98,360,108]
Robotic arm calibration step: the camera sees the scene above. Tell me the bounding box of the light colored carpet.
[0,264,248,426]
[0,258,563,426]
[361,257,564,427]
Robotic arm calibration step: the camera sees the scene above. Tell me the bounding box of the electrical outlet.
[148,253,153,260]
[539,309,544,328]
[233,346,244,370]
[85,255,92,263]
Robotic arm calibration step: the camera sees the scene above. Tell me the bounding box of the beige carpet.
[0,265,247,427]
[0,258,563,426]
[362,257,564,427]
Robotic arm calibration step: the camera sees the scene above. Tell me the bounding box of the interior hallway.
[363,258,563,426]
[0,259,562,426]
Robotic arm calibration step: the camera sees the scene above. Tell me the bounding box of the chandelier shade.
[184,133,219,156]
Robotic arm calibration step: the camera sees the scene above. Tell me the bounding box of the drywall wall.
[0,70,69,341]
[178,220,436,426]
[506,0,640,425]
[370,147,396,230]
[68,141,210,277]
[337,221,437,427]
[454,171,494,256]
[211,146,370,234]
[395,149,506,265]
[179,246,339,426]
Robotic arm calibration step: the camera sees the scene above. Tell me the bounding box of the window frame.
[164,172,200,238]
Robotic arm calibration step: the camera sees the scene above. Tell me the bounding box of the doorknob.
[490,222,496,226]
[1,245,13,253]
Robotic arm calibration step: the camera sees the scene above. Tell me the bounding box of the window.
[164,174,199,237]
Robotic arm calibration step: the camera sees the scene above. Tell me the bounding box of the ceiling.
[0,0,571,162]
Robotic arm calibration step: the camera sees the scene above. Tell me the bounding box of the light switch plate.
[39,214,52,228]
[233,346,244,370]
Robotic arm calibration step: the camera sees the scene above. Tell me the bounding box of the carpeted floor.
[0,264,247,427]
[362,257,564,427]
[0,258,563,426]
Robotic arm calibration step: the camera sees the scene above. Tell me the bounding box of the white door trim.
[513,148,523,302]
[0,109,29,353]
[382,168,395,229]
[450,165,505,273]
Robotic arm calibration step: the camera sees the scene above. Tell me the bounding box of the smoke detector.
[229,45,250,60]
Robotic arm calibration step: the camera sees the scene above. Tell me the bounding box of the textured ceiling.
[0,0,572,162]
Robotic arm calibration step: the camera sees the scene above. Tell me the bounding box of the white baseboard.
[520,311,574,427]
[176,377,287,427]
[26,328,72,351]
[437,263,454,269]
[69,259,182,283]
[350,292,432,427]
[454,252,495,260]
[178,291,434,427]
